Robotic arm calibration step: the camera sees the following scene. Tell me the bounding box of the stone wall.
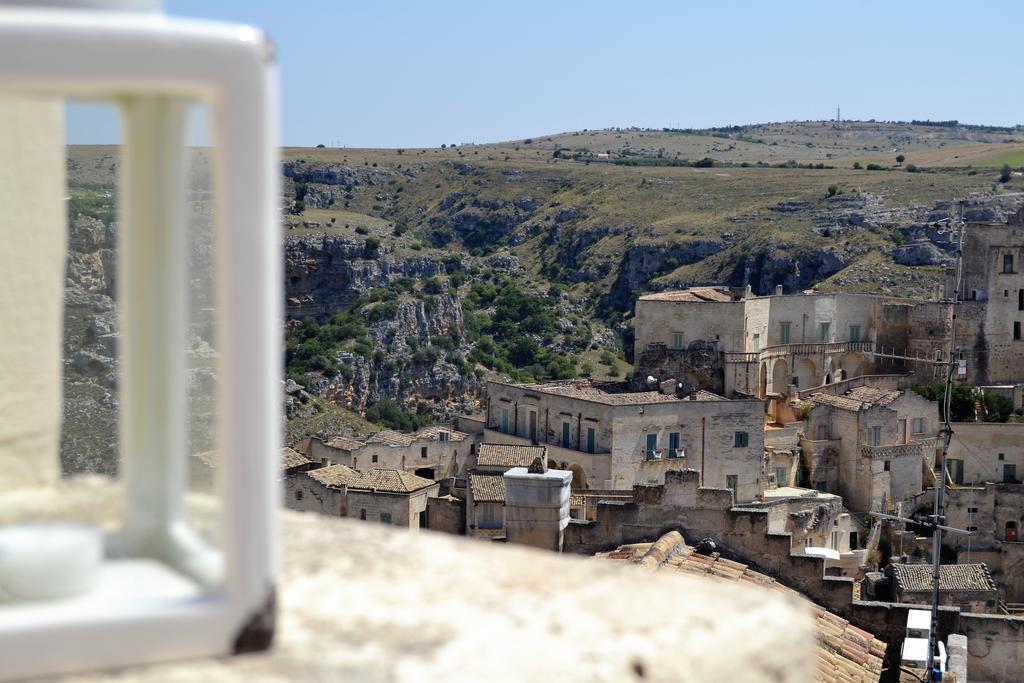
[634,341,724,395]
[426,495,465,535]
[947,422,1024,485]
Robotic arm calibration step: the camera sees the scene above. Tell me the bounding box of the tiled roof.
[282,447,311,471]
[367,429,416,447]
[890,563,996,593]
[414,425,469,442]
[476,443,547,469]
[598,534,896,683]
[810,387,901,412]
[685,389,727,401]
[507,380,686,405]
[470,474,507,503]
[309,464,436,494]
[325,435,364,451]
[638,287,735,303]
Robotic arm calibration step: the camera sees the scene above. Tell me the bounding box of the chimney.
[774,284,783,296]
[744,284,753,299]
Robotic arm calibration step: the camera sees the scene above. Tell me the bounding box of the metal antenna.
[866,201,970,679]
[925,199,967,675]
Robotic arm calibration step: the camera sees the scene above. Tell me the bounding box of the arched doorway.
[758,362,768,399]
[569,463,588,490]
[771,358,789,394]
[795,357,817,389]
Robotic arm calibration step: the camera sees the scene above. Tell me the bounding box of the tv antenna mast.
[868,200,972,679]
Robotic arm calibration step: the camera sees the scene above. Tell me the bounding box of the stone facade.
[484,380,765,500]
[306,425,473,481]
[945,421,1024,486]
[286,466,440,531]
[799,387,938,512]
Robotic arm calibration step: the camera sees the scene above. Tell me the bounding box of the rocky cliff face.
[285,235,445,318]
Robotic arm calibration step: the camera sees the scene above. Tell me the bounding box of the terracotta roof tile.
[638,287,735,302]
[282,447,311,471]
[890,562,996,593]
[469,473,507,503]
[308,464,436,494]
[324,435,364,451]
[596,533,893,682]
[476,443,547,469]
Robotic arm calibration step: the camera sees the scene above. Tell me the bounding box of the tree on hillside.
[896,154,905,166]
[1000,164,1012,183]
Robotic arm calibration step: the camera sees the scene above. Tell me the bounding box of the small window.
[1004,254,1014,274]
[819,322,831,343]
[734,431,749,448]
[1016,322,1022,341]
[869,426,881,447]
[849,325,861,343]
[421,446,428,458]
[999,453,1005,461]
[911,417,924,435]
[669,431,681,452]
[359,509,367,520]
[752,333,760,351]
[780,322,791,344]
[380,512,392,525]
[883,461,891,472]
[295,489,304,501]
[967,525,978,532]
[671,331,685,350]
[1004,463,1017,483]
[439,430,449,442]
[774,466,787,486]
[372,454,378,464]
[586,426,596,454]
[646,433,658,457]
[967,507,979,514]
[1006,289,1010,297]
[500,407,510,433]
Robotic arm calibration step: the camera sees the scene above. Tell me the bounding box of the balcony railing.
[723,341,875,365]
[645,449,687,462]
[860,438,935,460]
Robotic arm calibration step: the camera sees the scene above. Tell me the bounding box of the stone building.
[939,207,1024,385]
[885,563,999,613]
[287,464,440,530]
[465,443,547,540]
[634,286,916,399]
[945,422,1024,486]
[799,386,938,512]
[483,379,765,499]
[306,425,472,480]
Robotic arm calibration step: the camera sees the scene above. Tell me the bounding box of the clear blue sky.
[68,1,1024,147]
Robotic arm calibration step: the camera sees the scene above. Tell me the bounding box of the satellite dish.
[646,375,656,384]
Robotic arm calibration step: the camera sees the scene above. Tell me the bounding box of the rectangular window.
[671,331,685,350]
[500,407,509,433]
[1005,254,1014,273]
[968,507,979,514]
[421,446,428,458]
[372,454,378,464]
[669,432,680,452]
[1015,322,1022,341]
[562,421,571,447]
[586,427,596,454]
[869,426,881,447]
[849,325,861,342]
[379,513,392,525]
[734,431,749,448]
[819,322,831,343]
[646,433,658,457]
[359,509,367,520]
[883,460,891,472]
[911,417,924,435]
[438,430,449,442]
[967,525,978,532]
[779,322,791,344]
[752,333,760,351]
[830,531,839,550]
[1004,464,1017,483]
[774,466,787,486]
[1019,289,1023,311]
[726,475,738,500]
[816,424,829,440]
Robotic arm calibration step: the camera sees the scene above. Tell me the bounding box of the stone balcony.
[723,340,875,365]
[860,438,936,460]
